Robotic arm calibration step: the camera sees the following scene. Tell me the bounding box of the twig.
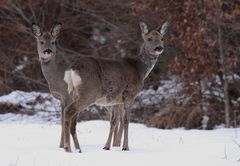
[234,109,238,138]
[9,0,31,24]
[0,68,48,88]
[223,144,227,160]
[179,136,184,144]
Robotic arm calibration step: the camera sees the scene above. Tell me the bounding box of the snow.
[13,56,28,72]
[0,121,239,166]
[133,79,182,108]
[201,115,209,129]
[0,86,239,166]
[0,90,61,112]
[0,91,61,123]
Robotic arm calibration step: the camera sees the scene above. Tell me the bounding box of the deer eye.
[51,41,55,45]
[40,41,44,45]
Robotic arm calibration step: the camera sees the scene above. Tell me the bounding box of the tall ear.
[159,22,169,35]
[51,23,62,37]
[139,22,148,34]
[32,23,42,37]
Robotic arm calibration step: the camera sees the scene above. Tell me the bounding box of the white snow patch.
[0,121,239,166]
[201,115,209,129]
[0,90,61,123]
[0,90,61,112]
[133,79,182,108]
[13,64,25,72]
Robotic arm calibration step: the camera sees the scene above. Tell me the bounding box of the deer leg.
[63,92,95,153]
[59,109,64,148]
[63,104,79,152]
[63,111,71,152]
[112,118,120,146]
[122,101,132,151]
[103,109,118,150]
[113,106,124,147]
[114,117,123,147]
[70,113,81,153]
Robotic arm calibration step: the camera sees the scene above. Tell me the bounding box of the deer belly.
[95,96,122,106]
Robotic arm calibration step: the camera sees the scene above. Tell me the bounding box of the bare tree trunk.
[234,109,237,137]
[223,75,230,128]
[214,0,230,128]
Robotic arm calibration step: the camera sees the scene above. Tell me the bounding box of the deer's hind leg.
[70,113,81,152]
[63,103,82,152]
[63,90,96,152]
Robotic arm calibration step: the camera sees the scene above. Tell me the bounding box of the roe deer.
[104,22,168,150]
[32,21,168,152]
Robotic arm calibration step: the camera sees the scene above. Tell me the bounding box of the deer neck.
[137,44,158,80]
[40,55,65,87]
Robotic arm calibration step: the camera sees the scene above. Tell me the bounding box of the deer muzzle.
[39,49,53,61]
[154,46,164,55]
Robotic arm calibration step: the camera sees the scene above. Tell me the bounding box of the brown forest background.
[0,0,239,129]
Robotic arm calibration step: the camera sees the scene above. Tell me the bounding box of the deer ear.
[159,22,169,35]
[32,23,42,37]
[139,22,148,34]
[51,23,62,37]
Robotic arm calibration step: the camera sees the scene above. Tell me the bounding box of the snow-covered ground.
[0,121,239,166]
[0,83,239,166]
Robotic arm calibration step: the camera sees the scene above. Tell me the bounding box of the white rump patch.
[64,69,82,94]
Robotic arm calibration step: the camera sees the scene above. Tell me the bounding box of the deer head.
[139,22,168,59]
[32,23,62,63]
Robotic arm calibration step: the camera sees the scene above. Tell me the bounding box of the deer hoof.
[122,147,129,151]
[64,147,72,153]
[103,147,110,150]
[77,149,82,153]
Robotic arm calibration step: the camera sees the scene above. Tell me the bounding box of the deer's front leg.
[59,109,64,148]
[103,108,118,150]
[113,114,123,147]
[122,100,133,151]
[113,105,123,147]
[112,119,120,146]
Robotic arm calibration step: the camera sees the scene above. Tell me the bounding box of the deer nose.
[44,49,52,54]
[154,46,163,52]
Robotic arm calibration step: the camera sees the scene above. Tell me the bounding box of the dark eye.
[147,38,152,41]
[51,41,55,45]
[40,41,44,45]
